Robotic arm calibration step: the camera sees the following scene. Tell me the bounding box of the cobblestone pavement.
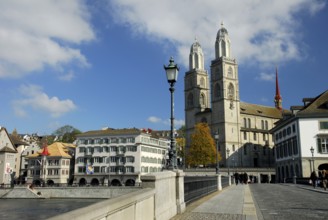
[171,184,257,220]
[171,183,328,220]
[250,184,328,220]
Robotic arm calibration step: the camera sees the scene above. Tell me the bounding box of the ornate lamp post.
[310,146,315,173]
[292,156,297,184]
[164,57,179,169]
[227,148,230,176]
[214,132,219,174]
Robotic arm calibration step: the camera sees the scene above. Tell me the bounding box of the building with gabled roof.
[25,142,76,186]
[271,90,328,181]
[0,127,17,185]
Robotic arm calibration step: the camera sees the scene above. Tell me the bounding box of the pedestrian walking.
[310,171,317,188]
[234,172,239,185]
[323,170,328,190]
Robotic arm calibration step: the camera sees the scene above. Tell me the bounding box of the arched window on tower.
[228,66,233,78]
[221,40,226,57]
[200,77,205,87]
[243,118,247,128]
[227,83,234,100]
[214,83,221,98]
[200,93,205,106]
[187,93,194,107]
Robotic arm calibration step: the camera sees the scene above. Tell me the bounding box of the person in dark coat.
[310,171,317,188]
[234,173,239,185]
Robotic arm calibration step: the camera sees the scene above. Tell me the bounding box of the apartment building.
[74,128,169,186]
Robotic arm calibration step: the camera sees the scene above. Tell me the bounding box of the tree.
[52,125,81,143]
[12,128,19,138]
[186,123,220,167]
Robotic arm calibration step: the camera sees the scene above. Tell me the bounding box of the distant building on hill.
[74,127,169,186]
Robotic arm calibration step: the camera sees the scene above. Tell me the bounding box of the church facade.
[184,24,283,168]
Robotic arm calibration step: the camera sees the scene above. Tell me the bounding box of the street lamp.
[214,132,219,174]
[227,148,230,176]
[310,146,315,173]
[164,57,179,169]
[292,156,296,184]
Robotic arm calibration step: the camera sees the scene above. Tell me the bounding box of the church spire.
[274,67,282,110]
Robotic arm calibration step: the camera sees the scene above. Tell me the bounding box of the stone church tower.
[185,24,283,168]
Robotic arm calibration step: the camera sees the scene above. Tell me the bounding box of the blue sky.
[0,0,327,135]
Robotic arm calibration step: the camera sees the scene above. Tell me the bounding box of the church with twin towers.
[184,24,283,168]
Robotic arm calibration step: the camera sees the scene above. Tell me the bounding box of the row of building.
[0,127,171,186]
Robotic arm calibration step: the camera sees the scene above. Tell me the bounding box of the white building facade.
[271,91,328,182]
[74,128,169,186]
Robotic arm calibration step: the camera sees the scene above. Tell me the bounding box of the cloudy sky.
[0,0,327,134]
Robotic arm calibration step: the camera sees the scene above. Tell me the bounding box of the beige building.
[26,142,76,186]
[185,24,284,169]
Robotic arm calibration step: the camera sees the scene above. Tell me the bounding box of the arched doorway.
[318,163,328,171]
[79,178,87,186]
[111,179,122,186]
[125,179,135,186]
[33,179,42,186]
[47,180,54,186]
[90,178,99,186]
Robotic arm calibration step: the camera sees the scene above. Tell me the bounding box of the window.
[248,118,251,128]
[200,93,205,105]
[188,93,194,107]
[244,131,247,140]
[214,83,221,98]
[227,66,233,78]
[200,77,205,87]
[253,132,257,141]
[317,136,328,153]
[319,122,328,130]
[227,83,234,99]
[244,118,247,128]
[261,120,264,129]
[265,121,268,130]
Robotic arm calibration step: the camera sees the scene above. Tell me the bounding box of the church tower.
[210,23,241,166]
[184,39,210,147]
[274,67,283,110]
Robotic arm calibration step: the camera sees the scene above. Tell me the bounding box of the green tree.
[52,125,81,143]
[186,123,220,167]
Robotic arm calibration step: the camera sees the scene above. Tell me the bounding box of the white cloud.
[109,0,325,68]
[148,116,185,128]
[59,70,75,81]
[13,84,77,118]
[0,0,95,78]
[256,72,274,81]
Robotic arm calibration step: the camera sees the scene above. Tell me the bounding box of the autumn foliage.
[186,123,220,167]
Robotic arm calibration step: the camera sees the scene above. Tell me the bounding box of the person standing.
[310,171,317,188]
[234,173,239,185]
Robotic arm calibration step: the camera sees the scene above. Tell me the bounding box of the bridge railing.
[184,175,230,204]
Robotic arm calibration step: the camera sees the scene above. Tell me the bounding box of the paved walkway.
[171,184,259,220]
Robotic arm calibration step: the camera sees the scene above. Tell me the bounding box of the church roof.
[240,102,284,119]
